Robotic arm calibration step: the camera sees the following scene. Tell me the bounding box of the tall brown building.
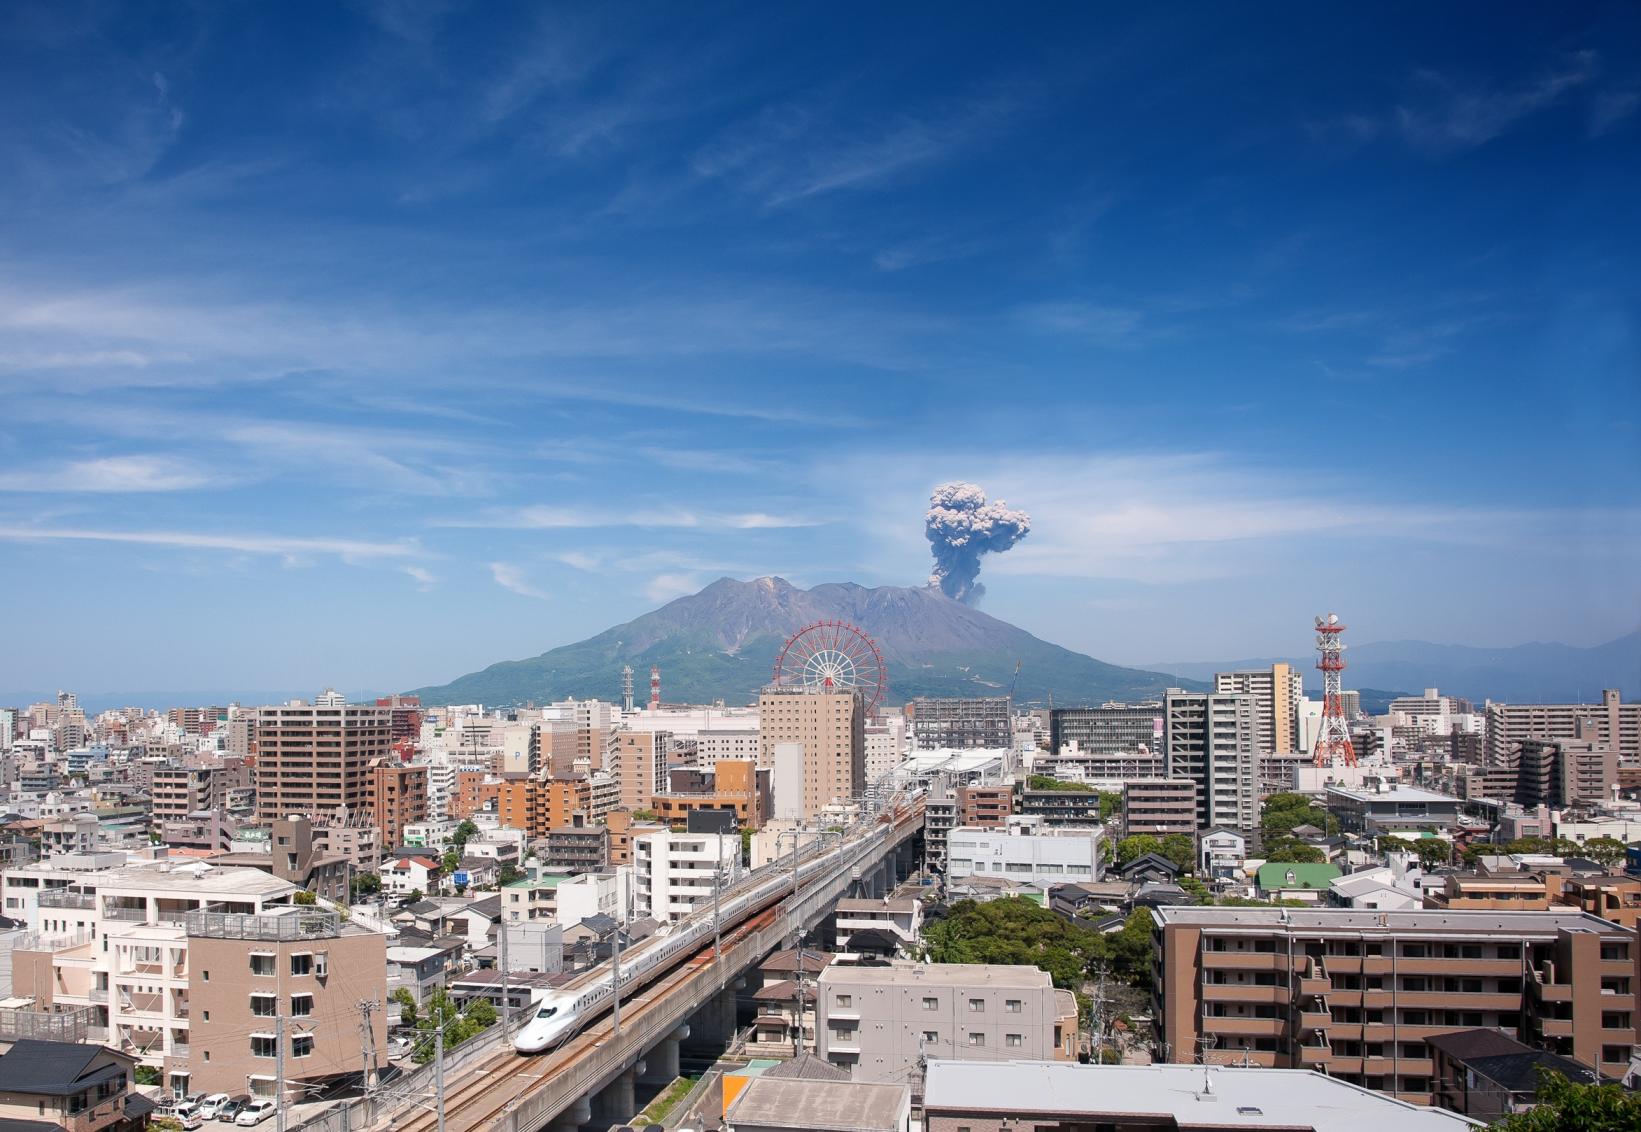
[253,695,393,824]
[956,784,1014,828]
[760,687,866,820]
[1485,688,1640,763]
[1151,906,1639,1101]
[364,760,428,848]
[611,731,671,811]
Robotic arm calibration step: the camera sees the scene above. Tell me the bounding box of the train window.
[536,1006,557,1019]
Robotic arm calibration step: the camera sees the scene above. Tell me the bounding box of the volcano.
[408,576,1199,707]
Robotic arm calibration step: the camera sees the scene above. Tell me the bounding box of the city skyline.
[1,3,1638,695]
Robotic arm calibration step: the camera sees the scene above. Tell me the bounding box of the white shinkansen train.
[513,797,916,1054]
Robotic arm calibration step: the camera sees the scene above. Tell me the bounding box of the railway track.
[386,906,781,1132]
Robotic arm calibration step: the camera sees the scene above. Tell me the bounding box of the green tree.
[1262,838,1326,864]
[392,987,417,1029]
[1400,838,1452,867]
[1491,1067,1641,1131]
[1158,833,1195,874]
[740,828,754,865]
[498,863,524,886]
[441,850,460,874]
[1027,775,1092,793]
[922,897,1109,989]
[351,872,382,897]
[452,820,480,853]
[292,889,317,906]
[1579,837,1628,868]
[1098,792,1122,822]
[405,888,423,904]
[1261,792,1338,838]
[1115,834,1162,868]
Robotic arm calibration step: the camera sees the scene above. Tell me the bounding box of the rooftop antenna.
[621,666,634,713]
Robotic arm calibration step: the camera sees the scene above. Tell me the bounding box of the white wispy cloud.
[401,565,438,591]
[1015,302,1148,344]
[438,505,821,530]
[643,572,702,602]
[489,561,552,601]
[0,525,420,560]
[0,455,219,493]
[1395,53,1598,151]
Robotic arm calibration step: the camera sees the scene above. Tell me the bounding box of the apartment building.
[1017,788,1103,828]
[611,731,671,812]
[498,777,590,840]
[253,696,393,824]
[761,688,865,820]
[149,765,219,822]
[1048,704,1163,756]
[834,897,922,959]
[1151,906,1639,1100]
[697,727,761,768]
[1214,664,1304,754]
[545,821,610,872]
[6,860,331,1096]
[633,829,742,923]
[1485,689,1640,763]
[815,961,1077,1082]
[651,759,769,830]
[956,784,1013,829]
[1121,778,1197,837]
[909,697,1011,751]
[1514,734,1617,808]
[365,760,428,848]
[604,810,667,867]
[946,818,1102,889]
[1162,690,1259,832]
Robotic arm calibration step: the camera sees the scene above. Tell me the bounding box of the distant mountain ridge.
[1150,631,1640,704]
[409,576,1203,707]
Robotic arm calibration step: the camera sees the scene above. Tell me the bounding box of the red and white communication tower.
[1313,613,1357,768]
[649,665,661,711]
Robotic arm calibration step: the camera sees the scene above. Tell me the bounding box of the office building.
[1485,689,1640,764]
[1162,690,1258,832]
[946,818,1102,889]
[651,759,769,830]
[922,1061,1477,1132]
[760,688,865,820]
[1121,778,1197,838]
[1325,784,1463,837]
[1048,704,1162,756]
[1151,906,1640,1098]
[498,777,590,840]
[1214,664,1304,754]
[910,697,1011,751]
[253,694,393,823]
[816,961,1078,1082]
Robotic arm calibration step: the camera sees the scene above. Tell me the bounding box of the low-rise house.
[0,1039,151,1132]
[1117,853,1180,886]
[381,854,441,896]
[834,898,921,960]
[1255,862,1341,903]
[1428,1027,1602,1122]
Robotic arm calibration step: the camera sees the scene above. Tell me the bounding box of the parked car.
[174,1098,203,1122]
[198,1095,232,1120]
[216,1096,252,1123]
[235,1099,277,1127]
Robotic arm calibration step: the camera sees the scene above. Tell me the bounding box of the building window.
[1006,1034,1023,1048]
[291,953,313,977]
[835,995,852,1008]
[1005,999,1022,1013]
[968,1033,985,1047]
[968,998,985,1012]
[291,995,314,1017]
[249,954,275,976]
[250,995,276,1017]
[922,997,938,1011]
[922,1031,938,1043]
[292,1035,315,1058]
[250,1035,277,1059]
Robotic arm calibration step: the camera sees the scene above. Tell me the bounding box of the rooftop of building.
[923,1060,1478,1131]
[835,897,921,913]
[818,960,1050,988]
[1425,1029,1602,1091]
[1257,863,1343,890]
[504,873,570,889]
[1325,784,1460,804]
[728,1077,908,1132]
[1153,906,1622,935]
[23,859,296,897]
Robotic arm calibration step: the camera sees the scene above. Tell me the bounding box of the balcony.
[38,890,97,911]
[1298,1045,1332,1066]
[1202,1016,1286,1038]
[1298,1010,1332,1030]
[88,987,108,1004]
[1539,1017,1575,1038]
[1299,975,1332,996]
[1202,951,1286,972]
[1202,984,1286,1005]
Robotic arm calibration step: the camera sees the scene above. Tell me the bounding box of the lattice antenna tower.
[620,665,634,713]
[1312,613,1357,767]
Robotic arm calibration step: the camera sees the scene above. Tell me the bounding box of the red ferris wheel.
[772,620,887,717]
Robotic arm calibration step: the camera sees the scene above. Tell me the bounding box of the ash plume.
[924,481,1031,604]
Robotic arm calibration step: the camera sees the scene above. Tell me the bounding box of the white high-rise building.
[1163,689,1259,832]
[632,829,743,923]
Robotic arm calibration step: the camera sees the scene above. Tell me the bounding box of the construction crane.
[1008,659,1022,699]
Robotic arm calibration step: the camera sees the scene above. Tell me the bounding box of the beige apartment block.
[1121,778,1197,838]
[1485,688,1639,763]
[1214,663,1304,754]
[1151,906,1639,1102]
[610,731,671,812]
[816,961,1078,1083]
[254,698,394,823]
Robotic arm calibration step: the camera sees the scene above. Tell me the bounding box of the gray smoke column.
[924,481,1031,604]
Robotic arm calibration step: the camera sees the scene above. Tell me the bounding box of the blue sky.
[1,2,1637,698]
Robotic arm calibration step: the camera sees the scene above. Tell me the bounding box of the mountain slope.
[1151,631,1640,704]
[409,576,1201,707]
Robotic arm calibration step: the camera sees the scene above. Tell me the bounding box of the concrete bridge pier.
[642,1025,689,1085]
[592,1065,642,1127]
[549,1095,592,1132]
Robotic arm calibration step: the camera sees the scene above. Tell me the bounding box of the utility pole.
[357,999,377,1096]
[274,1015,286,1132]
[433,1025,446,1132]
[499,918,510,1035]
[611,883,625,1037]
